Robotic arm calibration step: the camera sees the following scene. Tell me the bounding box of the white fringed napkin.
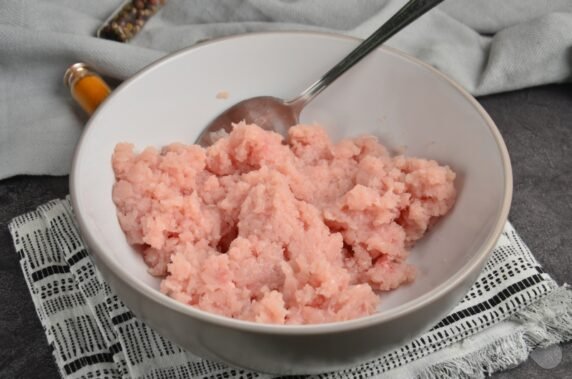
[9,198,572,378]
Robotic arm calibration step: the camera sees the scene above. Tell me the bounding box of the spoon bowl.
[197,96,298,145]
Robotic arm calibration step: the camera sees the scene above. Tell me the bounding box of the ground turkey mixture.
[112,123,456,324]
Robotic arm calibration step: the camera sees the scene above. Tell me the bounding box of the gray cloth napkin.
[1,0,572,179]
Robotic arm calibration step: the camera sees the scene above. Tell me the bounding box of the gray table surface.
[1,84,570,378]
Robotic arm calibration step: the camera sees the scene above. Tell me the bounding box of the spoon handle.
[289,0,444,109]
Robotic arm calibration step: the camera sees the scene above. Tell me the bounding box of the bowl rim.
[70,31,513,335]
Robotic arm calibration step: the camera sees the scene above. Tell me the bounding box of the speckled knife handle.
[289,0,444,109]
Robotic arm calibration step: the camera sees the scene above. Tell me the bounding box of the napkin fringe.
[515,284,572,345]
[416,286,572,379]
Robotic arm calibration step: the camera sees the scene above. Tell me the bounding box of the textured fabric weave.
[8,198,572,378]
[1,0,572,179]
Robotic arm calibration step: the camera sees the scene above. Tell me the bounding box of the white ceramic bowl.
[71,32,512,375]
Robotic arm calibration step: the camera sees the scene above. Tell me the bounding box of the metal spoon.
[198,0,443,146]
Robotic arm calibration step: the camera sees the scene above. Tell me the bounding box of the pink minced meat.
[112,123,456,324]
